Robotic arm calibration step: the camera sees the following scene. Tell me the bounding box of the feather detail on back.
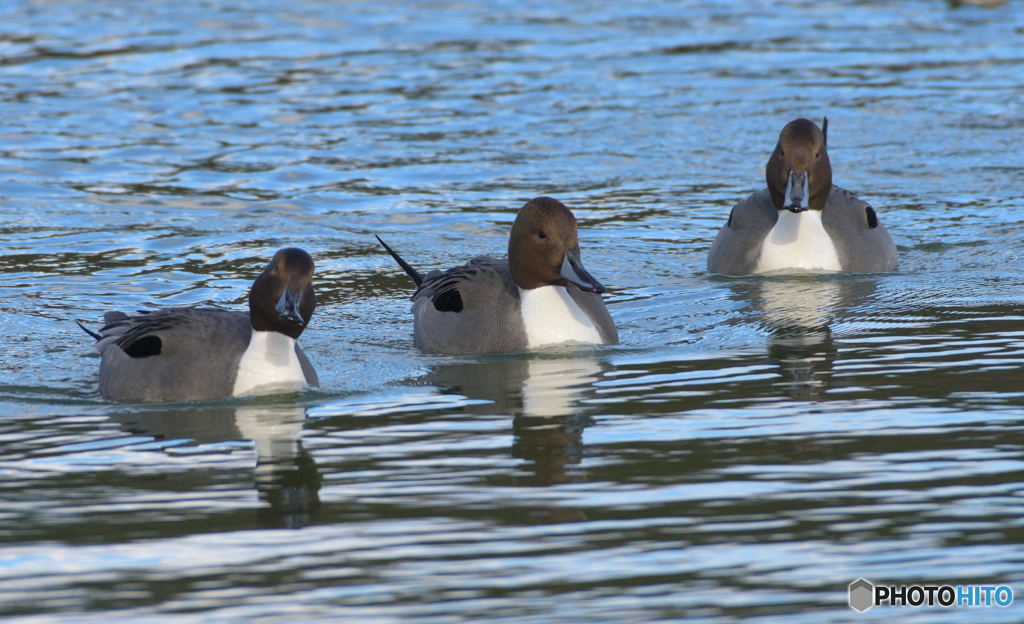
[83,307,317,402]
[413,256,517,310]
[410,257,528,354]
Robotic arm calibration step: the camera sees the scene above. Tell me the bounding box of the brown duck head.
[249,247,316,339]
[508,197,605,293]
[766,117,832,213]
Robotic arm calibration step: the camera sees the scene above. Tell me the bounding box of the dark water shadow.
[109,403,321,529]
[727,276,879,401]
[423,353,610,522]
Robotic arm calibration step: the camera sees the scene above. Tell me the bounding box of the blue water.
[1,1,1023,622]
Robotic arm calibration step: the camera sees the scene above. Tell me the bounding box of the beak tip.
[560,253,607,295]
[574,280,606,294]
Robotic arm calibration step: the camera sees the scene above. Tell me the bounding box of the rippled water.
[2,1,1023,622]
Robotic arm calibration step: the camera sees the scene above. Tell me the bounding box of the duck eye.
[815,151,821,159]
[538,230,547,239]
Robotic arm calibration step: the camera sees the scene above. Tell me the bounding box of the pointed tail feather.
[76,320,102,341]
[375,235,423,287]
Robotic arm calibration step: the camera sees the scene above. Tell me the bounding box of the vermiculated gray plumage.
[411,257,617,355]
[708,187,897,274]
[83,307,317,402]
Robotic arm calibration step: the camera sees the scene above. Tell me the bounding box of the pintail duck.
[708,117,897,274]
[79,248,319,402]
[377,197,618,354]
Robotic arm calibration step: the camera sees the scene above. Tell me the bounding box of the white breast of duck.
[518,285,602,348]
[756,210,841,273]
[232,330,308,397]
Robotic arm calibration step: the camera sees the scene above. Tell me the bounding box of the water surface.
[1,1,1023,622]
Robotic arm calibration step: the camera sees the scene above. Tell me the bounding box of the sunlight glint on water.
[0,1,1022,622]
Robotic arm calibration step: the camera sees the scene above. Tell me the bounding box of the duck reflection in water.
[424,353,607,520]
[728,276,878,401]
[109,403,321,529]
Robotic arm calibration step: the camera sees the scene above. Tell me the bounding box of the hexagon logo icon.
[848,578,875,612]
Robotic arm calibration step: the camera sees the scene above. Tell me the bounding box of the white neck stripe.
[518,285,602,348]
[232,330,307,397]
[756,210,841,273]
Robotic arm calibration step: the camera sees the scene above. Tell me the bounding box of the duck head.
[249,248,316,339]
[767,117,832,213]
[508,197,605,293]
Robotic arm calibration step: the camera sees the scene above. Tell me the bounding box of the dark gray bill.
[784,170,810,213]
[560,249,606,294]
[275,288,305,325]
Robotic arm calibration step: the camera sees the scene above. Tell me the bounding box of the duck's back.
[410,257,618,354]
[411,257,528,354]
[96,308,252,402]
[821,187,898,273]
[707,189,779,275]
